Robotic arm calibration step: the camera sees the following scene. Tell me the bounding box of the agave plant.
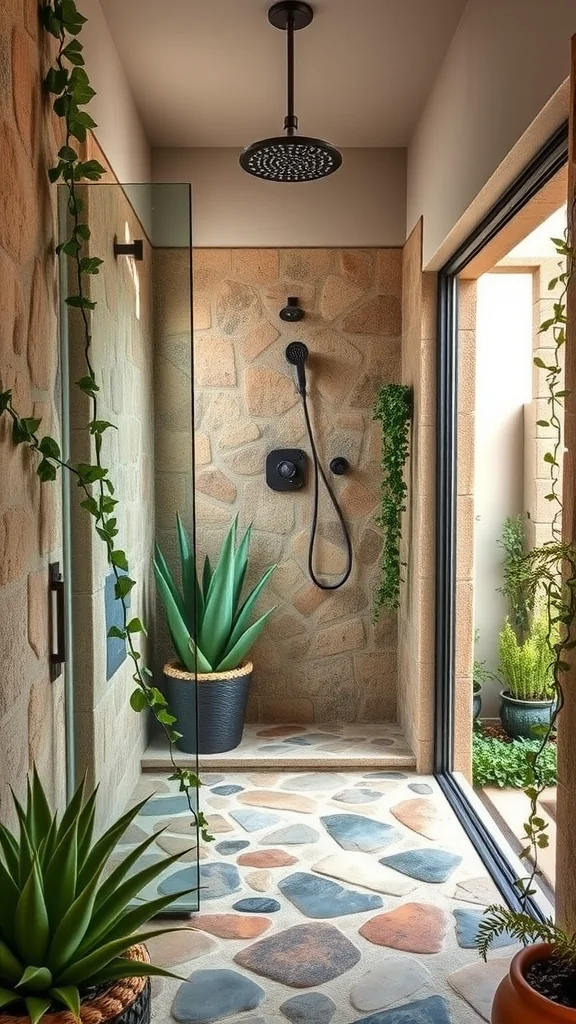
[154,514,277,674]
[0,770,195,1024]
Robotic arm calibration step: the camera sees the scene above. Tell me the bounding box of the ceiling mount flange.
[268,1,314,31]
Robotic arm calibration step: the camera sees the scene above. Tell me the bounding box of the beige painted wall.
[67,184,154,826]
[154,247,401,723]
[79,0,151,184]
[473,273,533,717]
[151,148,407,248]
[407,0,576,268]
[0,0,67,824]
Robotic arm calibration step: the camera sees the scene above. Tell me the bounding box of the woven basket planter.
[164,661,252,754]
[0,945,151,1024]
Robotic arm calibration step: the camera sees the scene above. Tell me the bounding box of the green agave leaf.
[86,849,187,944]
[154,560,195,671]
[221,565,276,661]
[0,862,19,945]
[57,775,86,844]
[50,986,80,1019]
[202,554,213,599]
[154,542,186,621]
[215,606,277,672]
[76,795,151,893]
[88,888,198,951]
[0,823,19,882]
[12,795,34,885]
[232,522,251,612]
[177,512,203,629]
[0,988,19,1009]
[44,817,78,928]
[37,817,58,874]
[85,958,183,987]
[94,829,166,911]
[46,881,98,973]
[0,940,24,986]
[25,995,52,1024]
[15,861,50,965]
[57,928,180,986]
[77,785,99,869]
[187,636,213,674]
[30,769,53,846]
[15,967,52,993]
[200,519,236,666]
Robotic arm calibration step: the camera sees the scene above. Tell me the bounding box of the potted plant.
[154,514,277,755]
[498,611,558,739]
[0,769,195,1024]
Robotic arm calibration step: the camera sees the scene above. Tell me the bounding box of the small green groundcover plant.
[0,770,193,1024]
[499,611,558,702]
[472,732,557,789]
[154,514,277,674]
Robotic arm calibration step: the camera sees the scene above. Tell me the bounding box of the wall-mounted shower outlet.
[266,448,307,491]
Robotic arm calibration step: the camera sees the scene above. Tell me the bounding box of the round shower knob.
[278,460,297,480]
[329,456,349,476]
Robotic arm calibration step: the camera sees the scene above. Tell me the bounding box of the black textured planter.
[164,661,252,754]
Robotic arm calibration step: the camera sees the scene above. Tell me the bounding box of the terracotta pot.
[492,944,576,1023]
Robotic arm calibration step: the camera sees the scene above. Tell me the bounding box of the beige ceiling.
[99,0,467,148]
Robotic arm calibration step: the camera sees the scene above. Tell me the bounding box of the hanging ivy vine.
[478,216,576,954]
[372,383,412,619]
[0,0,211,843]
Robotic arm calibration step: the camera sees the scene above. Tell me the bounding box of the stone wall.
[0,1,66,824]
[154,248,402,724]
[399,223,437,773]
[67,182,154,826]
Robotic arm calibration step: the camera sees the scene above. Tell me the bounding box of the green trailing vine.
[478,216,576,957]
[372,383,412,619]
[0,0,211,843]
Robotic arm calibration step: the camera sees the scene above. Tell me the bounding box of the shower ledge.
[141,722,416,772]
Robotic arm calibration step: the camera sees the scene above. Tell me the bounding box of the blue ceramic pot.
[473,692,482,721]
[499,690,556,740]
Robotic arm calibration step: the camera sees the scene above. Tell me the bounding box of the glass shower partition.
[58,182,199,913]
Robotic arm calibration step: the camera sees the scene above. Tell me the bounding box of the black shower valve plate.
[266,448,308,491]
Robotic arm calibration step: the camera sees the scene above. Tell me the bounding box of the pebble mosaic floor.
[142,723,416,772]
[126,764,518,1024]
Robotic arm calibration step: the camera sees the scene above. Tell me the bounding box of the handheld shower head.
[285,341,309,394]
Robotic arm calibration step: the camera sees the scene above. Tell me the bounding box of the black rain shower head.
[239,2,342,183]
[280,296,305,322]
[285,340,309,394]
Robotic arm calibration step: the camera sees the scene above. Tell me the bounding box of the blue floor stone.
[453,908,516,949]
[279,872,383,918]
[321,814,402,852]
[159,862,240,902]
[212,785,244,796]
[230,809,282,833]
[283,737,313,746]
[233,897,281,913]
[363,772,407,781]
[262,824,320,845]
[280,992,336,1024]
[172,968,265,1023]
[354,995,451,1024]
[215,840,250,856]
[409,784,433,796]
[138,794,190,816]
[380,848,463,883]
[333,789,382,804]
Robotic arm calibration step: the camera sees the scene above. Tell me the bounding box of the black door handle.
[49,562,65,681]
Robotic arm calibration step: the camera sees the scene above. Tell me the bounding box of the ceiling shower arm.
[284,10,298,136]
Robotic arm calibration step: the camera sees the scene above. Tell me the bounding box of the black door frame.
[433,122,569,915]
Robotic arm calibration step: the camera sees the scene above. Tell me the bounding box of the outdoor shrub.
[472,732,557,789]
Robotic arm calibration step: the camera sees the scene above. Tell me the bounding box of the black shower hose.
[300,389,353,590]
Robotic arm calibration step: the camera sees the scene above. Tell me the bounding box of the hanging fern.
[372,383,412,619]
